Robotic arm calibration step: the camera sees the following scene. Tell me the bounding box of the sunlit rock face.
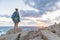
[46,23,60,37]
[41,30,60,40]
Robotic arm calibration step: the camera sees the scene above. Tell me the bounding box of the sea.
[0,26,39,35]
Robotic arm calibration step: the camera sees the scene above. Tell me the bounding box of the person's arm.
[18,12,20,21]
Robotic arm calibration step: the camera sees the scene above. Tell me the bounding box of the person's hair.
[15,8,18,11]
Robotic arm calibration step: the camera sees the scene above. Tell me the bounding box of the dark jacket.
[11,11,20,23]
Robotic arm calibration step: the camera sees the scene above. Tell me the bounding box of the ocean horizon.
[0,26,39,35]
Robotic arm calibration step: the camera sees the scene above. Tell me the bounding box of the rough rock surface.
[4,33,21,40]
[20,31,29,40]
[0,23,60,40]
[46,23,60,37]
[0,32,21,40]
[0,36,4,40]
[41,30,60,40]
[6,28,22,35]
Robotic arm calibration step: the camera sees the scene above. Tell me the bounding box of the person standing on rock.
[11,8,20,33]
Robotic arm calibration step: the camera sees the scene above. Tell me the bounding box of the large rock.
[30,36,43,40]
[0,33,21,40]
[20,31,29,40]
[0,36,5,40]
[29,30,44,40]
[46,23,60,37]
[4,33,21,40]
[0,31,29,40]
[5,28,30,40]
[28,30,42,39]
[6,28,22,35]
[41,30,60,40]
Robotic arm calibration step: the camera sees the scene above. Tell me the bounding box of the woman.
[11,8,20,33]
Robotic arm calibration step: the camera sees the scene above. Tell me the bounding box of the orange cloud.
[33,20,49,27]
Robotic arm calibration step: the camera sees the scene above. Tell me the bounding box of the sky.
[0,0,60,27]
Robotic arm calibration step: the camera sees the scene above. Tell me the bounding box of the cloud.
[0,0,60,27]
[24,0,60,10]
[24,0,60,16]
[0,0,39,17]
[20,10,39,17]
[19,0,60,26]
[0,17,39,26]
[0,16,48,27]
[40,1,60,24]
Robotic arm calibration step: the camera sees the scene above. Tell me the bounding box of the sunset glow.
[31,19,48,27]
[0,0,60,27]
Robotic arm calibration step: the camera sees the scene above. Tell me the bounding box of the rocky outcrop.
[0,36,5,40]
[6,28,22,35]
[0,31,29,40]
[41,30,60,40]
[0,23,60,40]
[28,30,44,40]
[28,30,42,39]
[20,31,29,40]
[0,32,21,40]
[5,28,30,40]
[30,36,43,40]
[0,29,60,40]
[46,23,60,37]
[4,33,21,40]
